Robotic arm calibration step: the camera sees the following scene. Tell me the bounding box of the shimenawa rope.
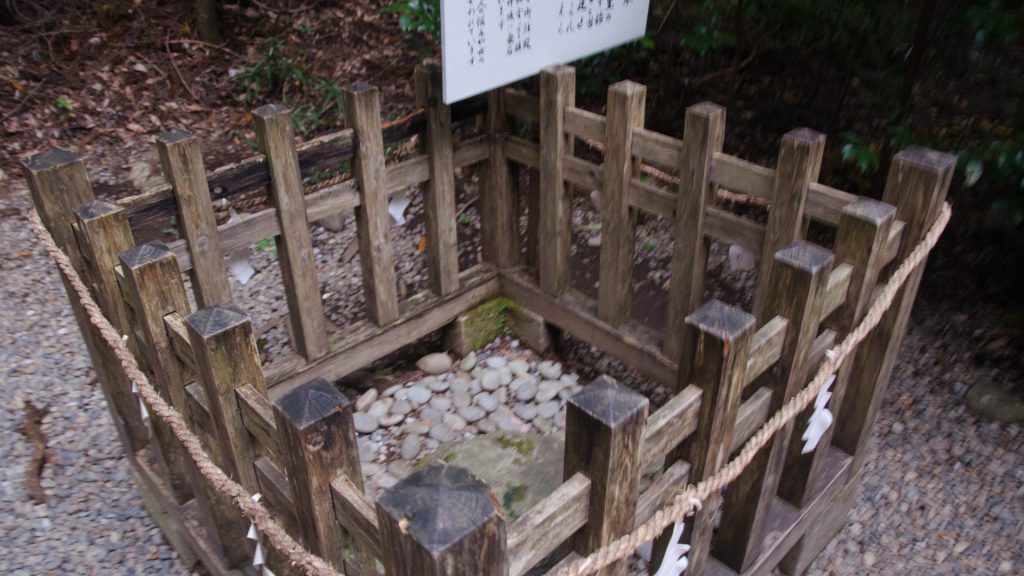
[28,200,951,576]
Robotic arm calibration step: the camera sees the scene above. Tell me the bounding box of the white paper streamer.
[388,189,412,225]
[226,209,256,285]
[653,520,691,576]
[246,493,274,575]
[801,374,836,454]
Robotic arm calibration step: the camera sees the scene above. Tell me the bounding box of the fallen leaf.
[417,236,427,252]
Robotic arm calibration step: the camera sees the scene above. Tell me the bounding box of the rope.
[27,195,951,576]
[554,201,952,576]
[26,210,344,576]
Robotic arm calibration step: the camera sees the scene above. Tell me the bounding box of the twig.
[166,38,242,58]
[1,79,46,124]
[18,401,50,505]
[165,34,198,100]
[691,46,760,86]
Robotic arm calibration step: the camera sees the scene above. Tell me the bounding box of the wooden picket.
[23,60,953,576]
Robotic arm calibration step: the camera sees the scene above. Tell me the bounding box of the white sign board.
[440,0,651,104]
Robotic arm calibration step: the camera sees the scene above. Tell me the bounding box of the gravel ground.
[1,178,1020,575]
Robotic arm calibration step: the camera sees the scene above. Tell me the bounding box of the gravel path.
[1,180,1020,575]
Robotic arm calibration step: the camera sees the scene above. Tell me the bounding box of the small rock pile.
[349,339,583,498]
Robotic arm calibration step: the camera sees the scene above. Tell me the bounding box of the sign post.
[440,0,651,103]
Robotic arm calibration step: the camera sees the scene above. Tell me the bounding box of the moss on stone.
[497,434,535,457]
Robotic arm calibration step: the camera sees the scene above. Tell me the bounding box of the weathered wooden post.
[376,462,507,576]
[415,62,461,296]
[274,378,374,574]
[664,103,725,362]
[753,129,826,320]
[716,241,832,572]
[185,304,266,566]
[653,300,755,573]
[343,82,401,325]
[22,149,149,452]
[538,64,576,296]
[252,104,329,361]
[480,85,519,268]
[156,130,232,308]
[564,375,649,576]
[597,80,646,327]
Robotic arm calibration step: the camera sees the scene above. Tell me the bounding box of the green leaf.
[965,159,984,187]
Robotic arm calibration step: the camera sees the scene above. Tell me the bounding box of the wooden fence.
[24,61,955,576]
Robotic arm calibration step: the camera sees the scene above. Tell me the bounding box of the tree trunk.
[196,0,223,44]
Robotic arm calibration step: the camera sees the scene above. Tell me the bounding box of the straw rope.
[554,201,952,576]
[26,210,344,576]
[28,198,951,576]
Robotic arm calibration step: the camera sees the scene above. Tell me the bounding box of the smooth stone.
[426,377,450,393]
[493,387,508,404]
[559,373,579,386]
[469,379,482,395]
[457,405,486,423]
[417,352,453,375]
[407,385,432,405]
[450,378,471,394]
[536,400,560,419]
[492,413,528,433]
[393,388,409,401]
[429,395,451,410]
[353,413,379,433]
[515,379,538,402]
[453,391,473,409]
[400,435,422,460]
[355,388,378,412]
[538,360,562,380]
[481,370,502,391]
[459,351,477,371]
[485,356,507,369]
[509,359,531,376]
[362,462,382,476]
[498,367,513,385]
[367,398,393,418]
[477,418,497,433]
[382,384,401,397]
[729,244,757,272]
[533,417,553,434]
[471,367,485,378]
[475,392,499,413]
[443,412,468,432]
[420,407,443,424]
[429,423,456,442]
[510,375,538,393]
[390,460,414,479]
[376,472,398,489]
[405,420,430,435]
[379,413,404,427]
[514,403,538,421]
[390,399,413,416]
[536,380,562,403]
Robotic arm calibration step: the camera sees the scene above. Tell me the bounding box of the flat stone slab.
[422,432,564,522]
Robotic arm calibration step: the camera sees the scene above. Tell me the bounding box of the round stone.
[481,370,502,391]
[538,360,562,380]
[457,405,486,423]
[515,379,538,402]
[510,375,538,393]
[353,413,379,434]
[400,435,422,460]
[367,398,393,418]
[390,399,413,416]
[536,380,563,403]
[560,373,579,386]
[459,351,477,371]
[485,356,507,369]
[443,412,468,432]
[417,352,453,375]
[420,407,443,424]
[382,384,401,397]
[536,400,561,419]
[450,378,471,394]
[475,392,499,413]
[514,403,538,421]
[429,423,456,442]
[429,396,452,411]
[498,367,513,385]
[426,377,450,393]
[407,385,431,405]
[477,418,497,433]
[355,388,378,412]
[453,391,472,409]
[379,413,404,427]
[533,417,553,434]
[509,359,531,376]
